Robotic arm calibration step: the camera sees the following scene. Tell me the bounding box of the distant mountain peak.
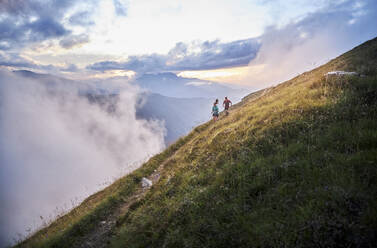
[13,70,43,78]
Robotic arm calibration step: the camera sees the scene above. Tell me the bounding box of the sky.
[0,0,376,89]
[0,1,377,246]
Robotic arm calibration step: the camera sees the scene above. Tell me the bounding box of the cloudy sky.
[0,0,376,88]
[0,1,376,245]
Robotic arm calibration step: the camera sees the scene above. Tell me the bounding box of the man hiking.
[223,96,232,115]
[212,99,219,122]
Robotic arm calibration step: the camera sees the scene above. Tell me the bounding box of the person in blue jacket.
[212,99,219,122]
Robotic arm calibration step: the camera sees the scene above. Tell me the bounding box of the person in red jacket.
[223,96,232,115]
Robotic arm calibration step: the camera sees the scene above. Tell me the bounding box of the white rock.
[141,177,153,188]
[324,71,358,76]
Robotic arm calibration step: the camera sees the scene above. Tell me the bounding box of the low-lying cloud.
[0,53,78,74]
[0,70,165,246]
[87,38,260,73]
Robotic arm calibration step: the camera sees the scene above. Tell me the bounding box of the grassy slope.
[109,38,377,247]
[19,37,377,247]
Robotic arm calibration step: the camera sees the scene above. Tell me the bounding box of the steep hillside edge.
[18,37,377,248]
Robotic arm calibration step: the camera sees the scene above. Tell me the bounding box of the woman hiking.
[212,99,219,122]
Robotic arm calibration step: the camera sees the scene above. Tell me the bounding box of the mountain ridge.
[133,72,247,99]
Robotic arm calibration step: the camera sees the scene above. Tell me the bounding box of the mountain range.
[12,70,244,144]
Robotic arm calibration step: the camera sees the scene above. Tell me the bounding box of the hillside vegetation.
[19,37,377,248]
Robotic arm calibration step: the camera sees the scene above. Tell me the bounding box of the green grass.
[19,37,377,248]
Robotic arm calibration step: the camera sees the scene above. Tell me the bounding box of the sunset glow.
[1,1,377,246]
[178,66,251,83]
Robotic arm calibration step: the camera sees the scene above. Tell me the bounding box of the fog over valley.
[1,0,376,246]
[0,69,244,245]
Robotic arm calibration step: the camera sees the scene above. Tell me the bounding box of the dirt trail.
[74,159,169,248]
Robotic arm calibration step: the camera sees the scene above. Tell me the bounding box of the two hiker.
[212,97,232,122]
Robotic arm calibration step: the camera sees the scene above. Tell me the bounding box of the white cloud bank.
[0,70,165,246]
